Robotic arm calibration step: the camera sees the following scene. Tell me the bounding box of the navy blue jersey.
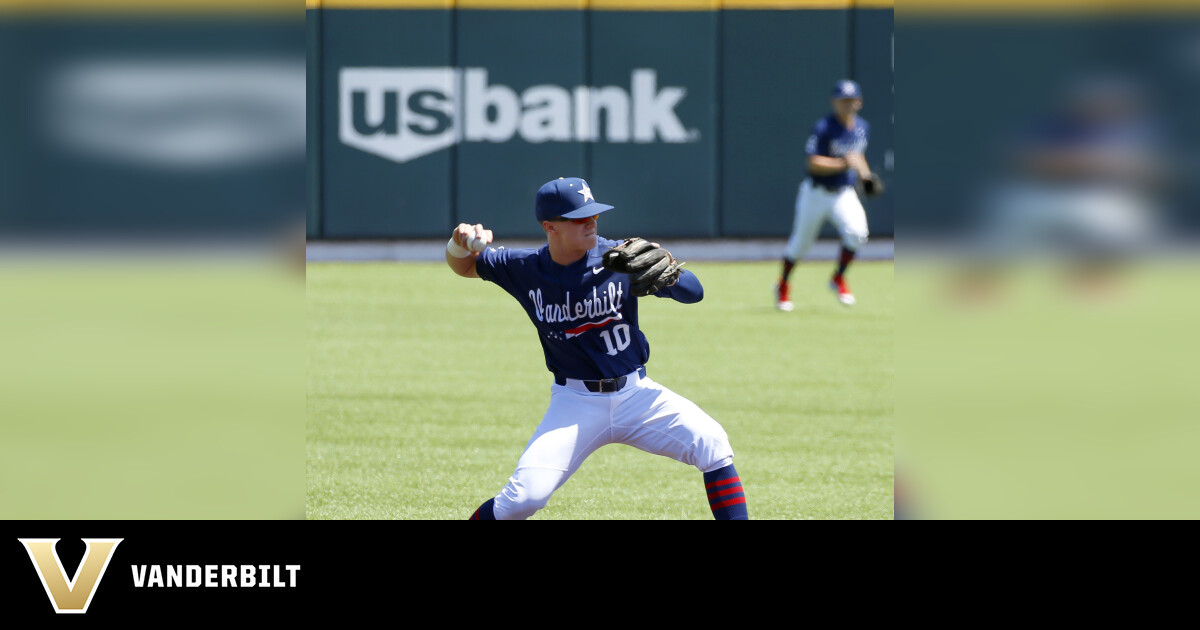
[1016,113,1155,186]
[476,236,703,381]
[806,114,870,189]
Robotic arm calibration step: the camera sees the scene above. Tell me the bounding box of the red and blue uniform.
[476,237,702,381]
[466,177,746,520]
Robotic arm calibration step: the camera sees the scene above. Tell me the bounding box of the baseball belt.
[555,366,647,393]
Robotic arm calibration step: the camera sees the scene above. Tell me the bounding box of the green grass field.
[897,256,1200,519]
[1,262,304,519]
[307,259,893,520]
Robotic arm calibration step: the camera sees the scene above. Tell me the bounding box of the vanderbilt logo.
[18,538,123,614]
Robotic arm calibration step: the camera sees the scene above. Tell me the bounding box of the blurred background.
[0,1,304,519]
[898,1,1200,518]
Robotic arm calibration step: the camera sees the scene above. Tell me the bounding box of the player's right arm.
[808,152,873,179]
[804,125,852,176]
[807,154,852,176]
[803,119,871,179]
[446,223,491,279]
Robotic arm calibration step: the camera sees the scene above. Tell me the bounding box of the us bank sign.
[339,67,699,163]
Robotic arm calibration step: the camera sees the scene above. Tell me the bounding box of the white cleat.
[830,277,856,306]
[775,282,794,311]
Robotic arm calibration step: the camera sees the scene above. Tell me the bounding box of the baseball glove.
[862,173,885,197]
[601,237,686,297]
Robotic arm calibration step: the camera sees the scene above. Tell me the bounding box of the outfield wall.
[307,0,894,240]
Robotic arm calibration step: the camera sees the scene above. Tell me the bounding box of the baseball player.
[775,79,883,311]
[446,176,748,520]
[961,75,1162,299]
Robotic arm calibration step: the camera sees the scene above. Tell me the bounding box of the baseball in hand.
[467,234,487,253]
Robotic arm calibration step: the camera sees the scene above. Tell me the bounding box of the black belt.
[812,181,848,193]
[555,367,646,393]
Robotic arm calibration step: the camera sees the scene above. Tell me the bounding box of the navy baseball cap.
[832,79,862,99]
[535,177,614,222]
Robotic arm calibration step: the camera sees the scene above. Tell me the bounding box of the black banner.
[3,522,309,620]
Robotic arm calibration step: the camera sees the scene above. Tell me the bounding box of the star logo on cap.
[578,183,595,203]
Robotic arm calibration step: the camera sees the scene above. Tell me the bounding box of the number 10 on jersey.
[599,323,632,356]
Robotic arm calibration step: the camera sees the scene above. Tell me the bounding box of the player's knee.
[785,239,810,261]
[843,230,869,250]
[493,468,560,520]
[494,490,551,521]
[499,495,550,521]
[693,426,734,473]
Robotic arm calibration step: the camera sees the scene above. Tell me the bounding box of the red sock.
[704,465,748,520]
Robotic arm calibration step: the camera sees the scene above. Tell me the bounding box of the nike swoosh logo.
[592,266,605,275]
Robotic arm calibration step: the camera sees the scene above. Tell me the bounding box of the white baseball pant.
[784,179,870,261]
[490,368,735,521]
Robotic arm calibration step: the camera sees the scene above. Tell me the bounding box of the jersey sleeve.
[474,246,519,293]
[653,269,703,304]
[806,119,830,157]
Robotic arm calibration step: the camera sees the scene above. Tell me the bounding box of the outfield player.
[959,75,1162,300]
[446,177,748,520]
[776,79,875,311]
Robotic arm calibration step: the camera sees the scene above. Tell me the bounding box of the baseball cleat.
[830,276,855,306]
[775,281,794,311]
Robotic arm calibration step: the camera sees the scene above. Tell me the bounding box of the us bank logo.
[340,67,698,163]
[19,538,123,614]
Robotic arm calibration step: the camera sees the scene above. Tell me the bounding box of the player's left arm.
[845,121,873,179]
[639,240,701,303]
[654,269,703,304]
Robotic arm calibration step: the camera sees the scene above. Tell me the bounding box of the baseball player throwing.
[446,177,748,520]
[775,79,884,311]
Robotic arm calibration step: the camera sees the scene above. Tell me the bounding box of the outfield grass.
[307,259,893,520]
[897,257,1200,519]
[1,262,303,519]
